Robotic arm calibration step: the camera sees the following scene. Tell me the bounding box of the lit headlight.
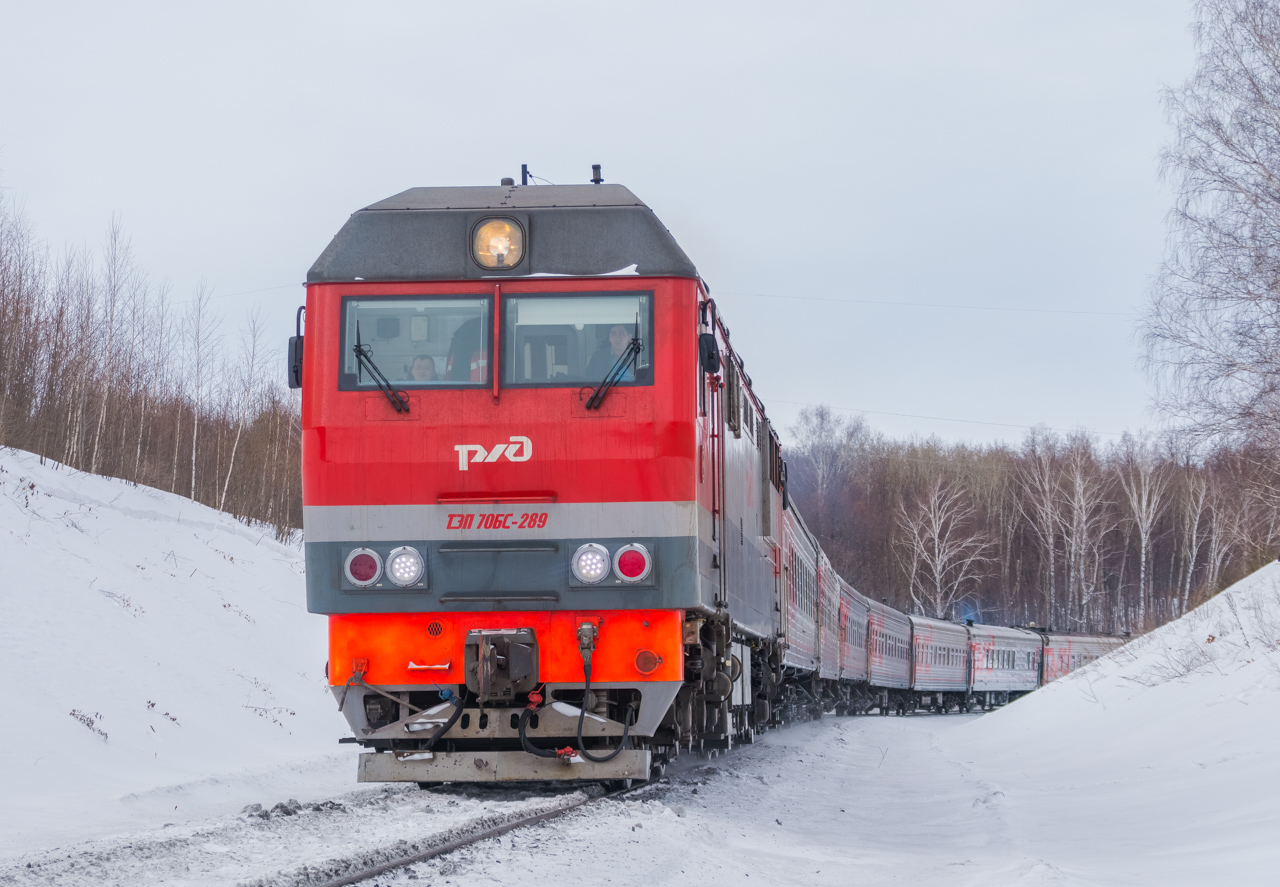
[571,543,610,584]
[344,548,383,587]
[472,218,525,269]
[387,546,425,587]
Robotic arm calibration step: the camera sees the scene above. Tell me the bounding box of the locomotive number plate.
[446,512,549,530]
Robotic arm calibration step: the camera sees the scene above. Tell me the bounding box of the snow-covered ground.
[943,560,1280,884]
[0,449,356,856]
[4,445,1278,885]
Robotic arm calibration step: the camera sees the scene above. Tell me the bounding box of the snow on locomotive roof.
[363,183,646,210]
[308,183,699,283]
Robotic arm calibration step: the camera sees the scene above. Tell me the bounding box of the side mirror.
[698,333,720,374]
[288,304,305,389]
[780,460,789,511]
[287,336,303,389]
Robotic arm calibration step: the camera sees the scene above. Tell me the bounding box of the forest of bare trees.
[0,198,300,538]
[784,407,1280,635]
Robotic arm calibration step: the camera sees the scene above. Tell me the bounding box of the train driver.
[585,323,636,381]
[410,354,438,382]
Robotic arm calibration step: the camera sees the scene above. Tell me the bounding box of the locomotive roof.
[307,183,699,283]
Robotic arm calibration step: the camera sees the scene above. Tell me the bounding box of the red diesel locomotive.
[294,174,1122,785]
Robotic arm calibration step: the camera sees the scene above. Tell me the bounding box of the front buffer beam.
[358,749,651,783]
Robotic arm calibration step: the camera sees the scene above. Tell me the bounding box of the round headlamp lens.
[472,218,524,268]
[572,543,610,584]
[387,546,424,587]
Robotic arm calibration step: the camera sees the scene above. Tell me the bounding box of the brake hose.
[576,661,634,763]
[518,690,575,759]
[422,690,465,751]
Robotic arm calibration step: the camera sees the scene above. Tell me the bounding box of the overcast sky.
[0,1,1197,446]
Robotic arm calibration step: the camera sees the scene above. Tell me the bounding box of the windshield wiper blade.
[586,336,641,410]
[354,322,410,413]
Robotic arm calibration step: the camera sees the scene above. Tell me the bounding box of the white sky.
[0,1,1196,445]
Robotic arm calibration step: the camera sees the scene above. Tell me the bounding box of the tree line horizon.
[784,406,1277,635]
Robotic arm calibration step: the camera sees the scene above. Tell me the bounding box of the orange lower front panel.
[329,609,684,686]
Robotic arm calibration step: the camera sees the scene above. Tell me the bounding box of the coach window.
[340,296,491,389]
[502,293,653,386]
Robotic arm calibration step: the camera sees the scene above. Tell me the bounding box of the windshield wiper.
[586,330,642,411]
[354,322,410,413]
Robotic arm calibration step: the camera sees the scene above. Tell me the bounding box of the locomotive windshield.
[339,296,491,389]
[502,292,652,387]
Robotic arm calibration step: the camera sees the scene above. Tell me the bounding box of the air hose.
[518,690,573,759]
[576,661,635,763]
[422,689,465,751]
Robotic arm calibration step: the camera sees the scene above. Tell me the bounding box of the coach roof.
[307,183,699,283]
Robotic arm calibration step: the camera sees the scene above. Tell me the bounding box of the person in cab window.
[410,354,437,382]
[445,317,487,382]
[586,323,636,381]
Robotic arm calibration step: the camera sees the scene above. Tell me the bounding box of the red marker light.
[617,550,646,578]
[612,543,652,583]
[349,554,378,582]
[344,548,383,587]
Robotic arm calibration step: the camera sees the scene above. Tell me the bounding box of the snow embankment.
[0,449,353,857]
[945,561,1280,883]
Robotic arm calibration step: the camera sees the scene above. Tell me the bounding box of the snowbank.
[0,449,354,857]
[945,561,1280,883]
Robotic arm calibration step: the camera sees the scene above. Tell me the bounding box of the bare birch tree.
[1117,435,1172,630]
[1018,429,1062,624]
[1060,434,1113,630]
[896,477,995,619]
[1177,468,1208,616]
[90,218,129,474]
[219,310,262,512]
[185,282,221,502]
[1146,0,1280,447]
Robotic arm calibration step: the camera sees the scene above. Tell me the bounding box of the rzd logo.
[454,436,532,471]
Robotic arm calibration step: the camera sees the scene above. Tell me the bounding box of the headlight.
[613,543,653,583]
[344,548,383,587]
[472,218,525,269]
[386,546,425,587]
[571,543,610,584]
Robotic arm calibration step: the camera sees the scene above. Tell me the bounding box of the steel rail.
[311,782,654,887]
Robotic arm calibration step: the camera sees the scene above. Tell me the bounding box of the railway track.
[308,779,665,887]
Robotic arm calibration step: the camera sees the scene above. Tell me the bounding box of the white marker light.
[387,546,425,587]
[572,543,610,584]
